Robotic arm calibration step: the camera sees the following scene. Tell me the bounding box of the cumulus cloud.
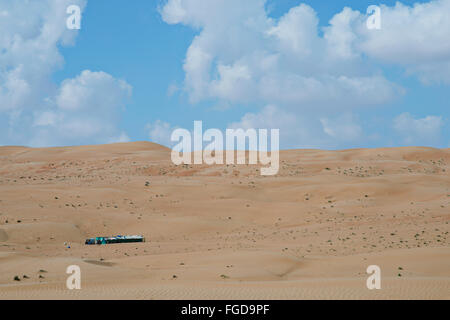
[320,114,363,142]
[0,0,132,147]
[393,113,444,146]
[160,0,403,111]
[56,70,132,113]
[0,0,85,113]
[356,0,450,84]
[147,120,177,147]
[228,106,364,149]
[229,105,296,131]
[30,70,132,147]
[161,0,450,149]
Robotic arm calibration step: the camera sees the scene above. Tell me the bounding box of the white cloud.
[167,83,180,97]
[33,111,61,127]
[393,113,444,145]
[356,0,450,84]
[320,114,363,142]
[29,70,132,147]
[324,7,361,61]
[109,132,130,144]
[267,4,319,58]
[0,0,86,113]
[56,70,132,113]
[147,120,176,147]
[228,105,294,130]
[161,0,450,149]
[0,0,132,147]
[161,0,402,110]
[229,106,363,149]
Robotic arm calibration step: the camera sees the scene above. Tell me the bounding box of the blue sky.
[0,0,449,149]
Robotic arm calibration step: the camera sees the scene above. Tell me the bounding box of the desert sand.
[0,142,448,300]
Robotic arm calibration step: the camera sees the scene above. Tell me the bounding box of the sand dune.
[0,142,448,299]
